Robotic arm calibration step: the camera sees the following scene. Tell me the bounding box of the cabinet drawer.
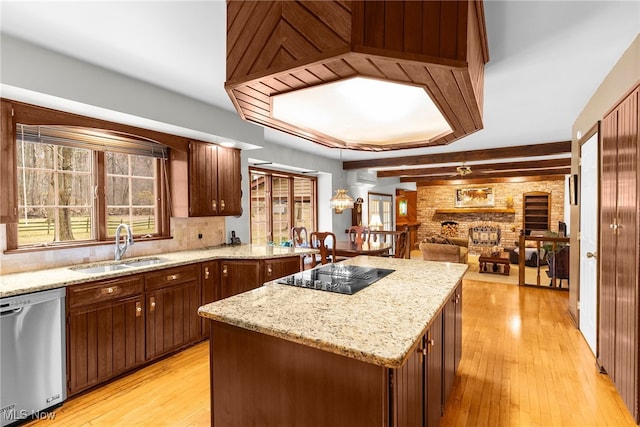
[68,275,144,308]
[145,264,200,291]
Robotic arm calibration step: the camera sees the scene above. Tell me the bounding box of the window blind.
[18,124,169,159]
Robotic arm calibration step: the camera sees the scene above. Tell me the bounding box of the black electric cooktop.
[276,264,395,295]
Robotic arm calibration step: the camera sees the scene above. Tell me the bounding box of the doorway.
[579,129,599,355]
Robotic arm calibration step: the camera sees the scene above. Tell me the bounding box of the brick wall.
[416,179,565,254]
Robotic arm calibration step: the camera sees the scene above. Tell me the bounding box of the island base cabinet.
[210,322,389,427]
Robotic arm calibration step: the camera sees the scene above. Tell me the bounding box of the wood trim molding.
[415,174,567,186]
[434,208,515,214]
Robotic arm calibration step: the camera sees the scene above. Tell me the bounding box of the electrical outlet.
[198,233,203,240]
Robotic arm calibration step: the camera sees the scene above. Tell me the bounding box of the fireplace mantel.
[434,208,516,214]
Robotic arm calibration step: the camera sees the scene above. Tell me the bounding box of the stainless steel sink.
[124,258,167,267]
[70,257,168,274]
[71,264,132,274]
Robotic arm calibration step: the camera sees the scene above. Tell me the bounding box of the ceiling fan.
[455,163,473,177]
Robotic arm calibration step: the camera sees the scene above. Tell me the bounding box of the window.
[249,168,317,244]
[14,124,169,248]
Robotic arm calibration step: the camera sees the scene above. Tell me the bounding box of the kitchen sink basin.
[124,258,168,267]
[72,264,132,274]
[71,257,168,274]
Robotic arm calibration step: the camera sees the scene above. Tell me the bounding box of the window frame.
[1,99,187,252]
[249,166,317,245]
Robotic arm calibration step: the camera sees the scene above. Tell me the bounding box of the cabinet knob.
[222,265,228,276]
[136,302,142,317]
[101,286,118,295]
[150,297,156,312]
[267,266,272,275]
[167,274,179,281]
[204,267,210,279]
[212,200,217,211]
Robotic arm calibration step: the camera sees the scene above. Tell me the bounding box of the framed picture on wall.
[569,174,578,205]
[455,187,495,208]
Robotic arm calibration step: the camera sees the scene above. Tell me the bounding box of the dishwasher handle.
[0,307,24,316]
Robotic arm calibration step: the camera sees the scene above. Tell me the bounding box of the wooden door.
[217,146,242,216]
[67,295,145,396]
[219,260,262,299]
[189,141,218,216]
[613,88,638,418]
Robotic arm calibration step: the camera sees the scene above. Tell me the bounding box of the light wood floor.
[30,279,635,426]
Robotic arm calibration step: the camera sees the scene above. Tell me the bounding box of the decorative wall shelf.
[434,208,516,214]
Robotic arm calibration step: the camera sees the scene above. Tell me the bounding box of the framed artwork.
[569,174,578,205]
[455,187,495,208]
[398,199,408,216]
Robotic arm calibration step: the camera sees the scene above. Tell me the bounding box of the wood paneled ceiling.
[225,0,489,151]
[343,140,571,184]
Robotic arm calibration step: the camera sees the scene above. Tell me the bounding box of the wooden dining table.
[334,240,392,257]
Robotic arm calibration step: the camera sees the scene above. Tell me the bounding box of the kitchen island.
[198,256,468,427]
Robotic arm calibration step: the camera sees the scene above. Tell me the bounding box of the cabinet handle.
[204,267,210,279]
[220,199,225,211]
[212,200,217,211]
[167,274,179,281]
[101,286,118,295]
[222,265,228,276]
[136,302,142,317]
[150,297,156,312]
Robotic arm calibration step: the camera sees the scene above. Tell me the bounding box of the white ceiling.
[1,0,638,164]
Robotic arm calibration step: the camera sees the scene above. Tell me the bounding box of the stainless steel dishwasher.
[1,287,66,426]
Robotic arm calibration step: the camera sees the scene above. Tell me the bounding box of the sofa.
[419,235,468,264]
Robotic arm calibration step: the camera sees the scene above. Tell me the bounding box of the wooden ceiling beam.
[377,158,571,178]
[402,168,571,184]
[343,141,571,170]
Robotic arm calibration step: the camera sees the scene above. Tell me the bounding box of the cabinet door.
[391,340,423,427]
[263,256,301,282]
[220,260,262,299]
[68,295,145,396]
[146,279,202,360]
[201,261,220,337]
[442,283,462,402]
[189,141,219,216]
[217,146,242,216]
[425,312,443,427]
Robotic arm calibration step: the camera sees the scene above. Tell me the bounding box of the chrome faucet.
[114,224,134,261]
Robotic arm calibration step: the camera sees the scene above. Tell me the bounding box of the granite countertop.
[198,256,468,368]
[0,244,318,298]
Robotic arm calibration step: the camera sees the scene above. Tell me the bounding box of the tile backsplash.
[0,217,226,274]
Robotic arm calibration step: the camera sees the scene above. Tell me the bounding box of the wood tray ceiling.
[225,0,489,151]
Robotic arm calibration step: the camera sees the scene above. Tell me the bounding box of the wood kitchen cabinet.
[67,275,145,396]
[201,261,220,337]
[263,256,301,282]
[219,260,262,299]
[599,84,639,422]
[188,141,241,217]
[145,265,202,360]
[443,282,462,403]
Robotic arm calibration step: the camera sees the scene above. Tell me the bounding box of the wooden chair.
[546,245,570,287]
[291,227,309,247]
[310,231,336,267]
[347,226,370,245]
[394,230,409,259]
